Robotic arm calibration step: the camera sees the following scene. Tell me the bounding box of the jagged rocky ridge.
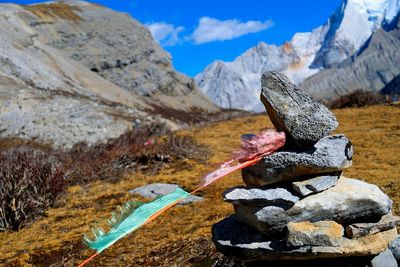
[302,13,400,100]
[0,1,218,148]
[196,0,400,111]
[212,72,400,266]
[382,74,400,96]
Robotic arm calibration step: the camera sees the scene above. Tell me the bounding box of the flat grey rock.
[292,174,340,197]
[260,71,338,148]
[287,221,344,247]
[371,249,398,267]
[234,177,392,235]
[129,183,203,205]
[223,187,299,209]
[389,235,400,261]
[346,214,400,238]
[212,215,398,261]
[242,135,353,187]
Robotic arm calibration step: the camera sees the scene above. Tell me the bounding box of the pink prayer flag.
[202,130,285,187]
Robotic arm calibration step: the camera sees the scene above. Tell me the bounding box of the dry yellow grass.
[23,3,82,22]
[0,105,399,266]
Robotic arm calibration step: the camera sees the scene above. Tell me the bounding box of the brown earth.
[0,104,399,266]
[23,3,83,22]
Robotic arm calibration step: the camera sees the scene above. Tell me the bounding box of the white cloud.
[145,22,185,46]
[192,17,273,44]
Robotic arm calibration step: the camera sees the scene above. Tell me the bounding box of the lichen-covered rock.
[242,135,352,187]
[223,187,299,209]
[287,221,344,247]
[212,215,398,261]
[292,174,340,197]
[260,71,338,148]
[234,177,392,235]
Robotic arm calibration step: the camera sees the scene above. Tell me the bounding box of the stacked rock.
[212,72,399,266]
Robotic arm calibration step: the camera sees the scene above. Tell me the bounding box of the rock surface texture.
[346,214,400,238]
[223,187,298,208]
[212,72,398,265]
[389,235,400,261]
[287,221,344,247]
[213,216,398,261]
[234,177,392,235]
[370,249,398,267]
[260,71,338,148]
[242,135,352,186]
[292,174,340,197]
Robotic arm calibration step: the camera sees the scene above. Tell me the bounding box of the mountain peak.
[196,0,400,111]
[310,0,400,69]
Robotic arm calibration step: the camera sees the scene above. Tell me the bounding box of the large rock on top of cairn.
[261,71,338,148]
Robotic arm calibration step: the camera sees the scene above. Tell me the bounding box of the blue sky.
[2,0,342,77]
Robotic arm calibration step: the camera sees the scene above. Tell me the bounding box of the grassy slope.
[0,105,399,266]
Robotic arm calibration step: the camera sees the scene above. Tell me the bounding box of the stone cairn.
[212,72,400,266]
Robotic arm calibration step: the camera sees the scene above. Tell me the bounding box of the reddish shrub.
[63,123,208,184]
[0,148,66,231]
[0,123,207,231]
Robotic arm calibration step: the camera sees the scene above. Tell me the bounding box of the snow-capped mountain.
[196,0,400,111]
[302,15,400,100]
[312,0,400,68]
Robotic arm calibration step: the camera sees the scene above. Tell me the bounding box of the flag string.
[77,130,285,266]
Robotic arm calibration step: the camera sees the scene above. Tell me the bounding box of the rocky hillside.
[0,1,218,148]
[196,0,400,111]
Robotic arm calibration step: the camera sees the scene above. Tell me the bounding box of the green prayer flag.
[84,188,190,253]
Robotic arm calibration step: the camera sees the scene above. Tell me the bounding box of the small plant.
[0,147,65,231]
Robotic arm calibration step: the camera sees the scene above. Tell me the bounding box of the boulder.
[346,214,400,238]
[242,135,353,187]
[287,221,344,247]
[223,187,299,209]
[292,174,340,197]
[129,183,203,205]
[212,215,398,261]
[260,71,338,148]
[371,249,398,267]
[234,178,392,235]
[389,235,400,261]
